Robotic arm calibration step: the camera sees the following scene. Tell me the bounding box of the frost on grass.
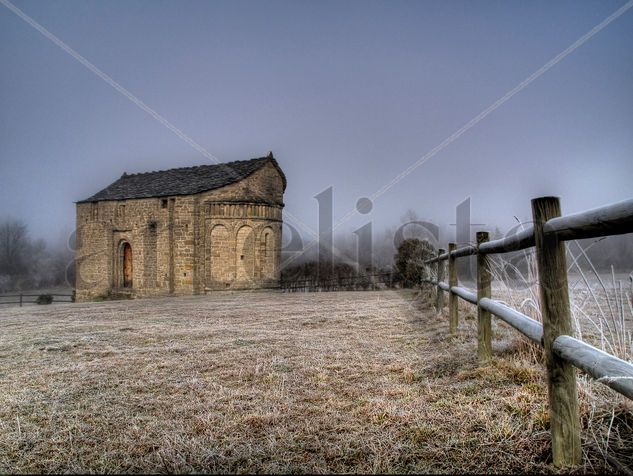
[0,290,624,473]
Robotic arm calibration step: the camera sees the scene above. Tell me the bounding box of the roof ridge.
[77,154,283,203]
[121,156,268,179]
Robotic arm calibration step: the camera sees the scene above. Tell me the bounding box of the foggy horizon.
[1,0,632,248]
[2,3,633,472]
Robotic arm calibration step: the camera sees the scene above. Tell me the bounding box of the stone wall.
[75,162,284,301]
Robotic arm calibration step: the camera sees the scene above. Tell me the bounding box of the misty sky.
[1,0,632,248]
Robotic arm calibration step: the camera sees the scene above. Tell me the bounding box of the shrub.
[394,238,435,287]
[36,294,53,305]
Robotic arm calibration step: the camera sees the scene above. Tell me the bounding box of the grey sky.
[1,0,632,247]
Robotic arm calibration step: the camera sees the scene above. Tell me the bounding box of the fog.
[1,0,632,276]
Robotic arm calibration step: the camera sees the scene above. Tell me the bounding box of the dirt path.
[0,290,599,473]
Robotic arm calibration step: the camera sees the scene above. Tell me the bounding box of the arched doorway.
[121,242,133,288]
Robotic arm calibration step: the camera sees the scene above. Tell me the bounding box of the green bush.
[36,294,53,305]
[394,238,435,287]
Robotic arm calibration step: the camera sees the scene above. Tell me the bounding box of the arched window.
[261,228,275,279]
[236,226,255,281]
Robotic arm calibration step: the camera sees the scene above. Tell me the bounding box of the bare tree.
[0,219,29,280]
[0,219,75,292]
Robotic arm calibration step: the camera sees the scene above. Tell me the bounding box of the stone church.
[75,153,285,301]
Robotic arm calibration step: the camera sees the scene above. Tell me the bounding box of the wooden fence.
[0,292,75,307]
[281,272,394,292]
[422,196,633,467]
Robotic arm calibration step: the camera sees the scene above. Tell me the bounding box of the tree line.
[0,220,74,293]
[2,213,629,294]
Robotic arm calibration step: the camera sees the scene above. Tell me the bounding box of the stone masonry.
[75,154,285,301]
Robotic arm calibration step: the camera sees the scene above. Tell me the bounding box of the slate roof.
[78,154,286,203]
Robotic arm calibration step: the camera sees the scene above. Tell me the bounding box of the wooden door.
[123,243,133,288]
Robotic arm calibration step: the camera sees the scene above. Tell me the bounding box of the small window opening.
[161,199,168,209]
[240,255,244,260]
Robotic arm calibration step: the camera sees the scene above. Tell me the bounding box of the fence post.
[435,248,445,315]
[532,196,581,467]
[448,243,458,333]
[425,263,432,293]
[476,232,492,362]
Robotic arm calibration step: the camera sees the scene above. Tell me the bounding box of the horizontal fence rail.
[281,272,394,292]
[424,226,536,263]
[553,335,633,400]
[0,293,74,306]
[478,298,544,345]
[479,226,535,255]
[421,196,633,468]
[450,286,477,304]
[544,198,633,241]
[450,245,477,259]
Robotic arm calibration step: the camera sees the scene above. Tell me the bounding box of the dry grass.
[0,289,623,473]
[486,248,633,474]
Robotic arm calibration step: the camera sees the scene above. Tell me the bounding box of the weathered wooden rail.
[0,292,75,307]
[421,196,633,467]
[281,272,394,292]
